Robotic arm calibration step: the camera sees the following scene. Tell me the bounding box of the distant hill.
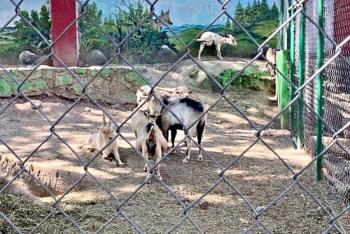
[164,24,224,34]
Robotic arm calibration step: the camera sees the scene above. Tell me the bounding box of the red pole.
[51,0,78,67]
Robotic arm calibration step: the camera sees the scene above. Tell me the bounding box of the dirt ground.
[0,88,349,233]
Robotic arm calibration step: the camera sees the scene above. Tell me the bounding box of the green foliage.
[76,67,88,75]
[0,79,11,96]
[216,66,269,91]
[126,71,147,86]
[230,0,279,29]
[21,82,33,92]
[101,69,111,78]
[0,5,51,62]
[35,80,47,90]
[62,75,73,85]
[13,5,51,53]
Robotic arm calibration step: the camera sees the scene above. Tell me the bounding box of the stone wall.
[0,65,147,104]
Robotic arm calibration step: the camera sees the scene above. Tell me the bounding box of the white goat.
[196,32,238,60]
[79,115,125,167]
[154,96,206,164]
[135,114,167,181]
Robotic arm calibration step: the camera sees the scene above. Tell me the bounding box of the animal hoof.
[143,166,147,172]
[118,163,127,168]
[197,157,203,162]
[182,158,189,164]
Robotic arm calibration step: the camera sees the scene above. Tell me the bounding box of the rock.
[84,107,91,113]
[160,45,177,57]
[256,206,265,213]
[24,100,42,110]
[157,45,177,63]
[196,70,207,85]
[19,50,40,65]
[86,49,107,66]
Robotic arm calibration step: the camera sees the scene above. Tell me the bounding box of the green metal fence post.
[297,6,306,149]
[279,0,285,49]
[277,51,290,129]
[288,0,296,137]
[316,0,325,181]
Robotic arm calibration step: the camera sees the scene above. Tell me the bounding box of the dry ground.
[0,89,349,233]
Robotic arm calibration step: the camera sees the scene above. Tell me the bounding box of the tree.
[234,1,246,26]
[269,2,279,19]
[224,17,232,30]
[12,5,51,53]
[251,0,259,24]
[259,0,270,20]
[245,2,253,26]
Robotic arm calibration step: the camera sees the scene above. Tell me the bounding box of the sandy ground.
[0,88,349,233]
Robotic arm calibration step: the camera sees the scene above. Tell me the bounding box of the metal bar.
[316,0,325,181]
[289,0,296,139]
[279,0,285,49]
[297,6,306,149]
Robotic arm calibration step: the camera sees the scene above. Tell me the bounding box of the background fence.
[285,0,350,202]
[0,0,350,233]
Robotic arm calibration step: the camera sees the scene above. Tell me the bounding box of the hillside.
[169,19,278,58]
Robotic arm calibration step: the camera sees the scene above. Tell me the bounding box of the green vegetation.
[1,2,173,64]
[78,2,173,63]
[0,5,50,63]
[214,66,269,91]
[0,79,11,96]
[126,71,147,86]
[35,80,47,90]
[76,67,88,75]
[62,75,73,85]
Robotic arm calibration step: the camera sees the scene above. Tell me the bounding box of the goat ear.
[166,9,170,14]
[161,10,164,15]
[143,110,150,117]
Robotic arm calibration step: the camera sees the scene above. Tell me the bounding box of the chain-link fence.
[294,0,350,204]
[0,0,349,233]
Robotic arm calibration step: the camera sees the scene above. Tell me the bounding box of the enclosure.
[0,0,349,233]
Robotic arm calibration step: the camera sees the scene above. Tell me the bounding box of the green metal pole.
[288,0,295,136]
[279,0,285,49]
[297,7,306,149]
[316,0,325,181]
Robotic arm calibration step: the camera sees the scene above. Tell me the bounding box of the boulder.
[19,50,40,65]
[86,49,107,66]
[157,45,177,63]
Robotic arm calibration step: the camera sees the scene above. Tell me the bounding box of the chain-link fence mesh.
[0,0,349,233]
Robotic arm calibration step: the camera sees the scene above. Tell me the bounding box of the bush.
[216,66,269,91]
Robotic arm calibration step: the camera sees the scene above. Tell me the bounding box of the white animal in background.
[79,114,126,167]
[196,32,238,60]
[135,113,167,181]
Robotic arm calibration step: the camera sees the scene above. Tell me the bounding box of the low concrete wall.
[0,65,147,104]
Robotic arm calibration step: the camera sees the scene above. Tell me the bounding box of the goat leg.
[182,138,191,164]
[113,147,126,167]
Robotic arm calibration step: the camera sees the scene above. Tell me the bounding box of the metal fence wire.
[0,0,349,233]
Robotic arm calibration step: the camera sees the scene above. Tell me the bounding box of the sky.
[1,0,276,27]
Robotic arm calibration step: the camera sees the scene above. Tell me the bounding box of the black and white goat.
[155,96,206,163]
